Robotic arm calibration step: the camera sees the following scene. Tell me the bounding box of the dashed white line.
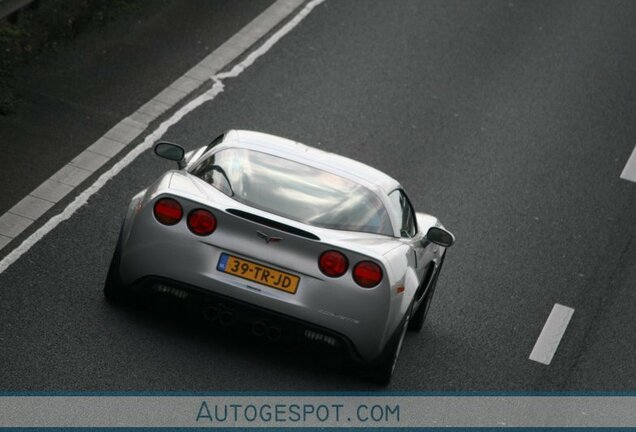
[529,303,575,365]
[0,0,325,274]
[620,145,636,183]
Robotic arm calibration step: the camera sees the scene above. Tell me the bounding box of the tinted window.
[190,148,393,235]
[388,190,417,238]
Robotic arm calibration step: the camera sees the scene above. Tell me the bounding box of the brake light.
[154,198,182,225]
[353,261,383,288]
[318,250,348,277]
[187,209,217,236]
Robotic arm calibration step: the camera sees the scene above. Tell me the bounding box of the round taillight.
[318,250,349,277]
[154,198,182,225]
[353,261,383,288]
[187,209,217,236]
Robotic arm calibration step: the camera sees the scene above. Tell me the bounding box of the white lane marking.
[620,145,636,182]
[529,303,575,365]
[0,0,325,274]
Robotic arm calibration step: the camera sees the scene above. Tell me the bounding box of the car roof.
[215,129,401,196]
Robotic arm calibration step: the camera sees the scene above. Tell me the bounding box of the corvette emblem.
[256,231,282,244]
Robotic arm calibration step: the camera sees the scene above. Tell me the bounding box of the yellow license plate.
[217,253,300,294]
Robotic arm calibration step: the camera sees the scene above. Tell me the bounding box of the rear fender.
[121,170,175,247]
[382,244,416,344]
[121,189,147,248]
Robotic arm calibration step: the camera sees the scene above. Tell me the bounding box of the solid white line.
[620,145,636,182]
[529,303,575,365]
[0,0,325,275]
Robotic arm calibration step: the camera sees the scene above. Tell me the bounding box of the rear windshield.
[190,148,393,235]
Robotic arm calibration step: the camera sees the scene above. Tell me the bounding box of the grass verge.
[0,0,140,115]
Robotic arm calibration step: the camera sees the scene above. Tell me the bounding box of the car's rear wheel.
[103,229,130,304]
[367,303,412,386]
[409,254,445,332]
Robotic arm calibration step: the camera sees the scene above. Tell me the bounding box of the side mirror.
[426,227,455,248]
[154,142,185,168]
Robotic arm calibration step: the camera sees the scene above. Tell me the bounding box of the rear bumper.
[130,276,363,361]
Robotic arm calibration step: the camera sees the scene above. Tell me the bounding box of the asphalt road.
[1,0,636,391]
[0,0,274,216]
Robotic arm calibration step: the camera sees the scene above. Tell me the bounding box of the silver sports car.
[105,130,454,384]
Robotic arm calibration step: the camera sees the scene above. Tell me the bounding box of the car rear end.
[118,174,400,362]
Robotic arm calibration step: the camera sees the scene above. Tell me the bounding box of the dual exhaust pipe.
[250,320,282,342]
[202,305,236,327]
[202,305,282,341]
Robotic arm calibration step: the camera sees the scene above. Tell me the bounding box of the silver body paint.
[117,130,449,362]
